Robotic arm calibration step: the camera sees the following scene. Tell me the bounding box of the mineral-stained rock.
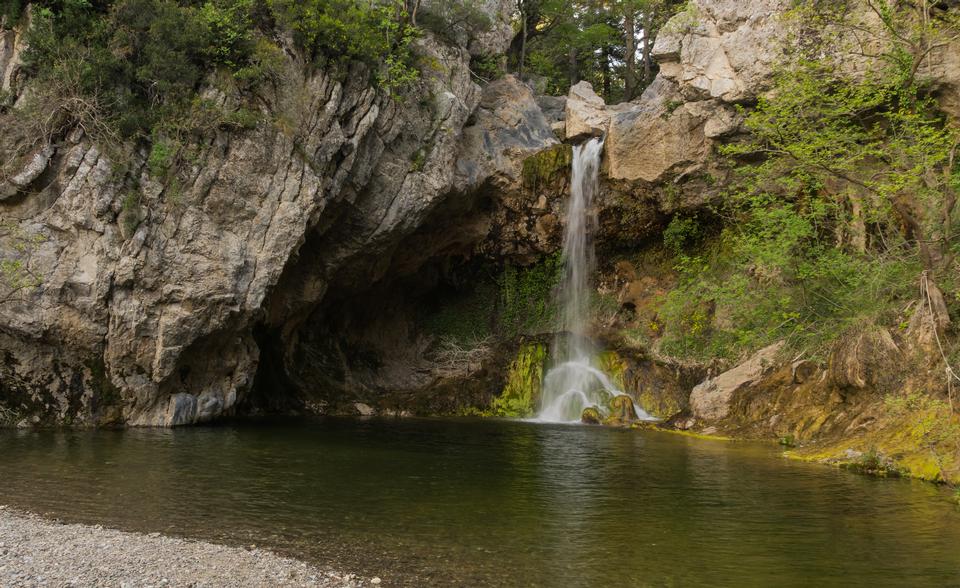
[604,394,640,426]
[827,328,902,394]
[581,406,602,424]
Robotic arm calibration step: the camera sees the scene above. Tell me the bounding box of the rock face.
[0,8,526,426]
[564,0,790,184]
[564,82,609,140]
[3,0,957,428]
[652,0,786,102]
[689,341,784,422]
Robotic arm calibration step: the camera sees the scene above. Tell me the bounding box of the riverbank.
[0,506,375,587]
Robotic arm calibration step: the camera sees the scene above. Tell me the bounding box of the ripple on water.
[1,418,959,587]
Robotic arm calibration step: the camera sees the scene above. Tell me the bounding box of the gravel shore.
[0,506,376,587]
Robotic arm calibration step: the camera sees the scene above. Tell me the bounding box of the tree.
[658,1,960,361]
[512,0,684,102]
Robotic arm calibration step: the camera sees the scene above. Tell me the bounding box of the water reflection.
[0,419,958,586]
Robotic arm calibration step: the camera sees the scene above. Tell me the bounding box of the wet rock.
[354,403,374,417]
[604,394,639,427]
[581,406,602,424]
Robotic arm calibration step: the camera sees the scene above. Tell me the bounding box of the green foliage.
[655,3,960,362]
[120,191,143,235]
[662,214,701,255]
[198,0,255,70]
[10,0,423,181]
[491,342,546,417]
[0,222,44,305]
[844,447,907,478]
[498,253,563,338]
[267,0,419,94]
[16,0,266,149]
[418,0,491,47]
[885,392,960,456]
[470,54,502,82]
[0,0,22,25]
[147,138,177,178]
[423,281,497,344]
[517,0,686,101]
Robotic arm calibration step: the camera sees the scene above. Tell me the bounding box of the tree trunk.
[568,46,579,87]
[520,11,527,79]
[624,10,637,100]
[601,46,612,101]
[407,0,421,26]
[642,9,654,87]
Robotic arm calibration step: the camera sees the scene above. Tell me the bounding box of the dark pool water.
[1,418,959,587]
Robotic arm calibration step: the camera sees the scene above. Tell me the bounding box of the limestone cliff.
[0,2,540,426]
[2,0,959,471]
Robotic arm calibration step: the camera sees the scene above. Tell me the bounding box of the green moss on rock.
[581,406,601,424]
[491,342,547,418]
[521,144,572,192]
[597,351,626,391]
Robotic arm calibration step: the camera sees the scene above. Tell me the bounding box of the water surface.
[1,418,959,586]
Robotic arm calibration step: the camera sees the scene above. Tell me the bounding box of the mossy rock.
[521,144,572,192]
[581,406,602,424]
[596,351,627,391]
[603,394,639,427]
[490,342,547,418]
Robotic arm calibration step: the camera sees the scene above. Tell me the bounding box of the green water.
[1,418,959,587]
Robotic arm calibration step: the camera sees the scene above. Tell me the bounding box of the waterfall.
[536,138,654,424]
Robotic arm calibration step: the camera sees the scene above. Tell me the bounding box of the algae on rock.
[491,342,546,417]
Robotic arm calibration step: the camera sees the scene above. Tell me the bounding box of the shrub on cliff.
[657,1,960,362]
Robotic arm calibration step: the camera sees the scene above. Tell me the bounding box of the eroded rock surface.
[0,11,522,426]
[689,341,784,422]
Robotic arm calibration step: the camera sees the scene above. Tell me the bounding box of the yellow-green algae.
[786,393,960,484]
[491,342,547,418]
[581,406,602,424]
[596,351,627,391]
[651,427,734,442]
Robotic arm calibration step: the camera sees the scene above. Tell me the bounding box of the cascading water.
[536,137,654,424]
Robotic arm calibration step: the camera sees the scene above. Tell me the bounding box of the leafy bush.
[663,214,701,255]
[267,0,419,93]
[418,0,491,47]
[655,3,960,363]
[0,0,23,25]
[498,253,563,338]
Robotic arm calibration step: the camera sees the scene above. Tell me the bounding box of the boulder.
[827,328,901,393]
[604,394,640,426]
[565,81,610,140]
[690,341,785,422]
[581,406,602,424]
[652,0,788,103]
[456,75,558,191]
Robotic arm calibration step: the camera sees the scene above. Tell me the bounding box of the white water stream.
[536,138,654,424]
